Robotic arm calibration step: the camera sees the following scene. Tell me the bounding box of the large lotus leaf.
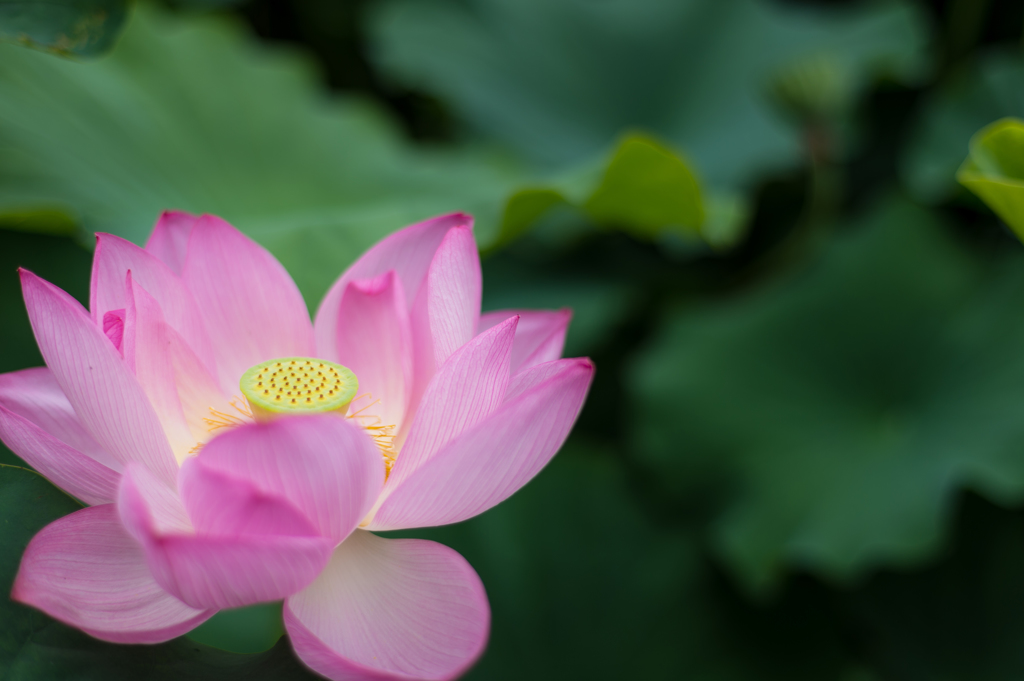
[0,0,127,56]
[394,442,862,681]
[853,494,1024,680]
[629,198,1024,593]
[958,118,1024,239]
[493,133,719,250]
[0,3,527,305]
[901,49,1024,204]
[369,0,928,190]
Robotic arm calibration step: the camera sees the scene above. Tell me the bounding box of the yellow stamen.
[347,393,398,476]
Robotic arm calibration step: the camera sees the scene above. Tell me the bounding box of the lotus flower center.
[240,357,358,422]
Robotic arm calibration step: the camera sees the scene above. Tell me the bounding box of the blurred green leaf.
[853,494,1024,680]
[184,602,284,655]
[0,0,128,56]
[492,134,708,249]
[584,134,703,237]
[397,443,861,681]
[7,624,320,680]
[370,0,929,191]
[902,49,1024,204]
[482,254,639,358]
[958,117,1024,239]
[0,230,91,376]
[0,2,528,306]
[629,197,1024,593]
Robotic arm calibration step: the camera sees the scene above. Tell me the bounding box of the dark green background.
[3,0,1024,678]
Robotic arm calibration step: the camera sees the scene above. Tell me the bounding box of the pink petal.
[190,416,384,543]
[314,213,472,360]
[102,309,125,353]
[386,316,516,495]
[182,215,315,392]
[285,530,489,681]
[335,271,412,433]
[405,226,483,432]
[145,211,200,275]
[369,358,594,531]
[0,367,118,470]
[179,459,322,537]
[120,462,332,610]
[419,225,482,368]
[20,270,178,486]
[478,308,571,374]
[118,462,191,535]
[12,504,213,644]
[115,281,234,449]
[90,233,214,369]
[123,275,197,463]
[0,406,119,505]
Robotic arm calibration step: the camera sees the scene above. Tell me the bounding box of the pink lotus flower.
[3,212,593,680]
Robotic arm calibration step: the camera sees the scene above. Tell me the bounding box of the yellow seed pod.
[240,357,358,422]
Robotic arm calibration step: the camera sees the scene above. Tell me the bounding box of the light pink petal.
[404,226,483,433]
[419,226,482,368]
[123,275,197,464]
[182,215,315,392]
[386,316,517,495]
[121,275,234,451]
[0,406,119,505]
[145,211,200,275]
[191,416,384,543]
[12,504,213,644]
[335,271,412,433]
[120,462,332,610]
[285,530,489,681]
[90,233,214,368]
[370,358,593,531]
[21,270,178,485]
[478,308,571,374]
[180,460,321,537]
[0,367,118,470]
[117,462,191,534]
[314,213,472,361]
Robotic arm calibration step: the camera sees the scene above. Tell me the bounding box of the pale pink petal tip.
[12,504,213,643]
[286,531,489,681]
[314,212,475,363]
[478,308,573,373]
[145,210,200,275]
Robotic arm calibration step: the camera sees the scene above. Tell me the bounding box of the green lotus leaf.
[957,117,1024,240]
[630,197,1024,593]
[0,0,127,56]
[396,443,861,680]
[370,0,929,192]
[0,3,528,305]
[902,49,1024,203]
[852,495,1024,680]
[491,134,710,249]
